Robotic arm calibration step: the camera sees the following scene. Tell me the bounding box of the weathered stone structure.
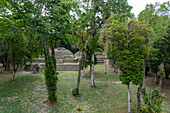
[25,47,80,72]
[95,52,106,64]
[25,47,113,72]
[52,47,79,71]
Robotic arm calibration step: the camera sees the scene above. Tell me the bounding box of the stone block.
[63,58,79,63]
[57,63,79,71]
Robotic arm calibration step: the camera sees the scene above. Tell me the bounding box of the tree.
[101,14,152,113]
[138,2,170,82]
[76,0,133,87]
[1,0,74,103]
[33,0,74,103]
[0,1,41,80]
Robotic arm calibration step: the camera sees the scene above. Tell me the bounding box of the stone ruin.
[25,47,80,72]
[95,52,106,64]
[53,47,80,71]
[25,47,110,73]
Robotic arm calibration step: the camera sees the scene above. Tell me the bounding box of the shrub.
[141,87,165,113]
[72,88,79,96]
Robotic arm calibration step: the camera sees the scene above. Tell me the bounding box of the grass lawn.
[0,65,168,113]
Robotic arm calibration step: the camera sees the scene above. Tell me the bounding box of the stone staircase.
[95,52,106,64]
[25,47,80,72]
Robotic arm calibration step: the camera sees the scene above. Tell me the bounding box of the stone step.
[57,63,79,71]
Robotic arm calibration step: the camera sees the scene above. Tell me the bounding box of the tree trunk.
[105,42,108,85]
[51,46,56,71]
[159,76,162,92]
[91,53,95,87]
[77,56,83,89]
[145,66,149,76]
[11,44,16,80]
[118,69,120,76]
[113,63,116,72]
[6,54,10,71]
[82,50,86,77]
[0,55,9,71]
[4,54,7,71]
[137,62,145,111]
[155,73,159,84]
[159,63,164,92]
[105,58,107,85]
[83,64,86,77]
[128,84,131,113]
[12,69,16,80]
[44,41,57,102]
[164,63,169,79]
[165,66,169,79]
[90,63,92,74]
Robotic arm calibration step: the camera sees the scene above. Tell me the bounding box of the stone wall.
[57,63,79,71]
[26,47,80,72]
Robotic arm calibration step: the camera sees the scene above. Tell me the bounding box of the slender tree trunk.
[113,63,116,72]
[155,73,159,84]
[105,42,108,85]
[105,59,107,85]
[12,69,16,80]
[1,55,9,71]
[118,69,120,76]
[5,42,10,71]
[77,56,83,89]
[11,44,16,80]
[159,76,162,92]
[4,54,7,71]
[91,53,95,87]
[145,66,149,76]
[128,84,131,113]
[137,62,145,112]
[159,63,164,92]
[83,64,86,76]
[82,49,86,77]
[165,65,169,79]
[90,63,92,75]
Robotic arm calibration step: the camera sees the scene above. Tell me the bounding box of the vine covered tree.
[101,14,152,112]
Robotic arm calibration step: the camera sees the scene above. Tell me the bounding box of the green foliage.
[24,64,32,70]
[69,0,133,58]
[158,72,165,79]
[0,0,42,75]
[101,14,152,85]
[138,2,170,76]
[141,87,165,113]
[44,54,57,102]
